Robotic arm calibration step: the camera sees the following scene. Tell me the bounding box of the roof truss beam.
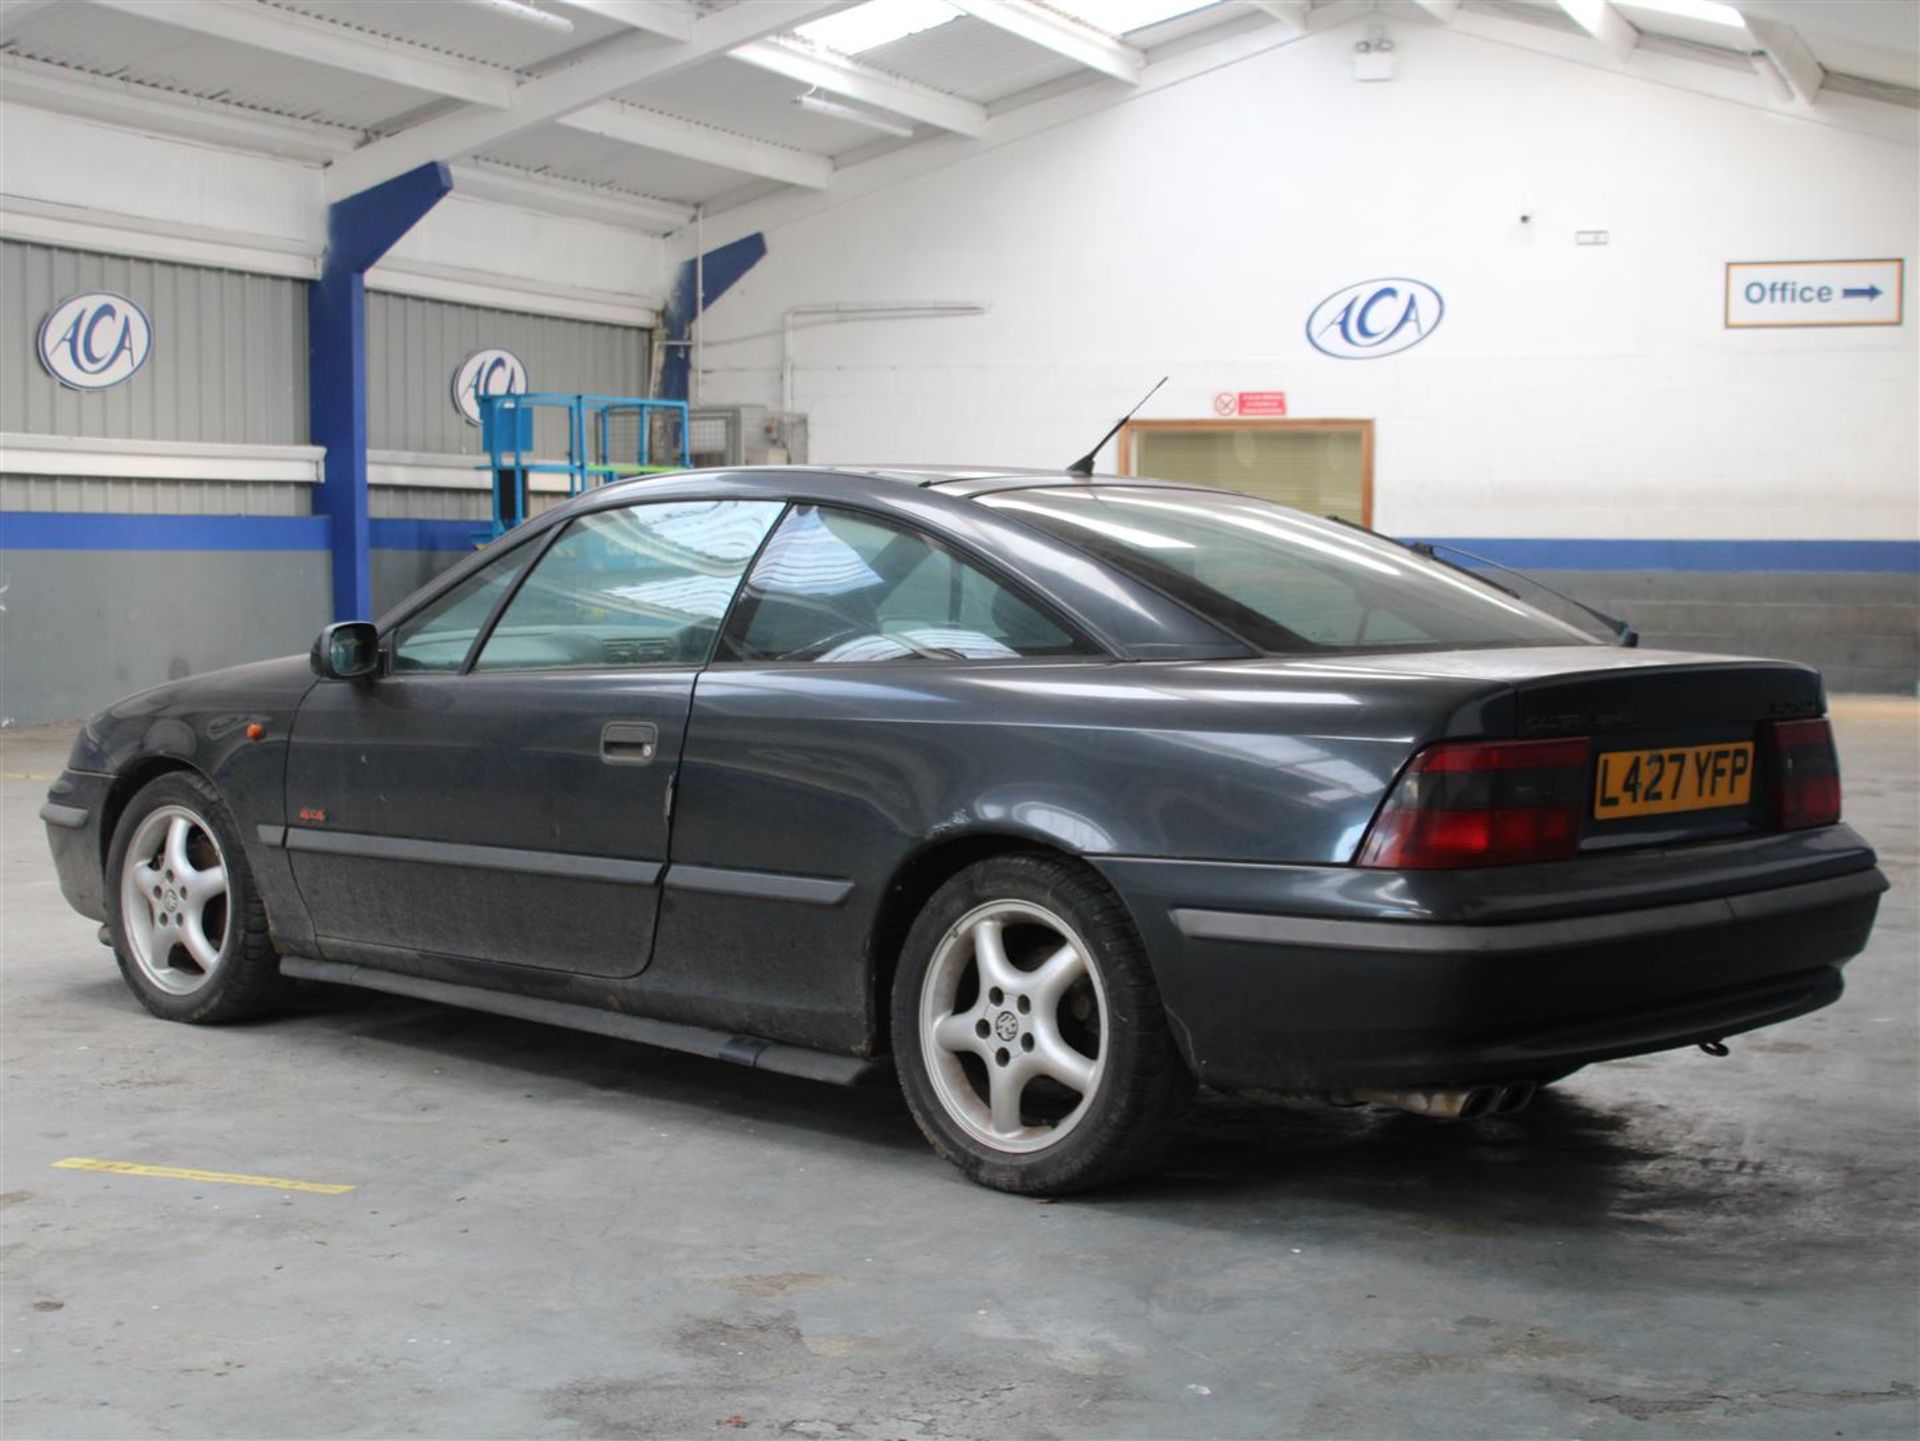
[949,0,1144,85]
[0,52,356,162]
[558,100,833,188]
[729,37,989,136]
[551,0,694,42]
[88,0,516,108]
[1250,1,1309,35]
[449,163,694,232]
[1555,0,1638,64]
[1747,16,1825,107]
[325,0,856,199]
[1409,0,1461,21]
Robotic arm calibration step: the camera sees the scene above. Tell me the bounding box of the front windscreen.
[978,486,1598,654]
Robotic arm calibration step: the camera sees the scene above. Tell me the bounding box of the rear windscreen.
[978,487,1597,654]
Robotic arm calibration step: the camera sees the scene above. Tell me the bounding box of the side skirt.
[278,957,890,1087]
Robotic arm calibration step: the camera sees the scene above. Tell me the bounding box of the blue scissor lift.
[477,392,692,542]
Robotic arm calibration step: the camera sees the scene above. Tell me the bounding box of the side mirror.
[310,621,381,680]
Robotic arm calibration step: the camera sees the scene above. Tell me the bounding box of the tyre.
[892,853,1193,1194]
[104,771,287,1024]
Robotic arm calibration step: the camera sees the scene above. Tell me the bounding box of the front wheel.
[104,771,287,1024]
[892,854,1193,1194]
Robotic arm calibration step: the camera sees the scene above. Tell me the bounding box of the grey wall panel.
[1,476,307,514]
[0,549,329,725]
[1532,571,1919,695]
[366,487,571,520]
[369,486,489,520]
[374,549,473,615]
[365,293,649,456]
[1,241,307,444]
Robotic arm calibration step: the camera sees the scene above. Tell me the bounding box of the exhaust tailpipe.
[1241,1083,1542,1120]
[1324,1083,1536,1121]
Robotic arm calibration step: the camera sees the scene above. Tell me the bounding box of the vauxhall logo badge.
[1306,278,1444,360]
[38,292,154,390]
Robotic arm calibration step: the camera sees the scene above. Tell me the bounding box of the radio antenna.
[1066,376,1167,478]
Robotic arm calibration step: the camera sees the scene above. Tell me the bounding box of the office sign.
[38,292,153,390]
[453,347,529,425]
[1725,259,1904,329]
[1306,278,1444,359]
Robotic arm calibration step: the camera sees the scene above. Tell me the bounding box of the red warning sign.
[1233,391,1288,416]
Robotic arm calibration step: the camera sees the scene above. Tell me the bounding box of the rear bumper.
[42,770,111,922]
[1096,827,1887,1092]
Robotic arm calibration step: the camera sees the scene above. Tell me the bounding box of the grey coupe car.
[42,467,1887,1192]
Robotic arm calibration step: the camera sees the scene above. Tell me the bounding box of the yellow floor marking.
[52,1157,356,1195]
[2,771,55,780]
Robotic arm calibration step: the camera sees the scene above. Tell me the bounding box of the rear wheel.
[892,854,1193,1193]
[105,772,286,1024]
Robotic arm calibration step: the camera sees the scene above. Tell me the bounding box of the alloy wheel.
[118,805,231,996]
[918,899,1108,1154]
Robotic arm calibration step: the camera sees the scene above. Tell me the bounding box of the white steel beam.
[88,0,517,108]
[1409,0,1461,21]
[1250,1,1309,35]
[559,100,834,188]
[949,0,1144,84]
[448,163,694,232]
[730,37,989,136]
[0,53,355,162]
[325,0,855,198]
[1746,15,1825,107]
[552,0,694,41]
[1555,0,1638,63]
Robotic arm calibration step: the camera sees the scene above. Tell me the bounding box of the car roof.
[594,463,1220,502]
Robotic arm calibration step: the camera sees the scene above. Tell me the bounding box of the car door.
[649,503,1105,1049]
[284,496,785,979]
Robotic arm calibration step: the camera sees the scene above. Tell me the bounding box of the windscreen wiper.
[1324,516,1639,647]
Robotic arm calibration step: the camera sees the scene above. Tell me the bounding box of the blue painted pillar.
[310,162,452,620]
[659,232,767,402]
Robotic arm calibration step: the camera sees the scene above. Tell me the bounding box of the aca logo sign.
[1306,278,1444,359]
[452,347,529,425]
[37,292,153,390]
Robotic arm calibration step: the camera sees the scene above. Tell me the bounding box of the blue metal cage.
[478,392,692,541]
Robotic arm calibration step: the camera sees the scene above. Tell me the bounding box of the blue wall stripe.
[367,517,482,552]
[1417,538,1920,574]
[3,513,1916,572]
[0,512,330,551]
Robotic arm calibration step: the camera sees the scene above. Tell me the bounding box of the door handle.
[601,721,659,765]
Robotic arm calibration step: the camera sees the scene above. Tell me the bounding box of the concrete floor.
[2,699,1915,1440]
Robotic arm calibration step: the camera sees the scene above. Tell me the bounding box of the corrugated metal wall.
[0,476,306,514]
[1,240,307,444]
[366,292,649,455]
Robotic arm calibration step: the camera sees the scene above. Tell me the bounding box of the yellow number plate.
[1593,742,1755,820]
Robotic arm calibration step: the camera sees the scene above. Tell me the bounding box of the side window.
[389,544,538,674]
[720,505,1094,663]
[474,499,783,671]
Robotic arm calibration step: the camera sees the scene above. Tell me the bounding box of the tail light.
[1357,737,1591,869]
[1765,718,1842,830]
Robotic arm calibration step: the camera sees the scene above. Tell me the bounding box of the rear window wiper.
[1325,516,1640,647]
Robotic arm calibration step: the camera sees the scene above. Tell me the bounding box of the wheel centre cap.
[164,888,179,910]
[994,1010,1019,1042]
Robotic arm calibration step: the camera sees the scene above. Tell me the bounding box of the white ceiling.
[0,0,1912,235]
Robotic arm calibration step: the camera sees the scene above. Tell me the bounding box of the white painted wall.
[0,105,667,313]
[690,17,1919,542]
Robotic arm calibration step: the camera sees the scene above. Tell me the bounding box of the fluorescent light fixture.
[795,0,960,55]
[469,0,575,32]
[794,91,916,137]
[1040,0,1209,35]
[1620,0,1747,29]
